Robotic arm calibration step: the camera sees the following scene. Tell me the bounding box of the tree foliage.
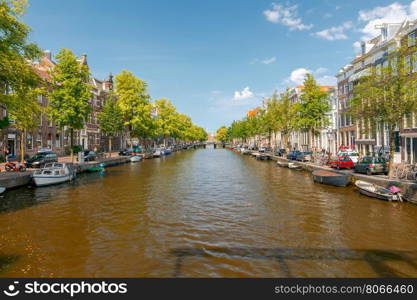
[0,0,41,105]
[48,48,91,158]
[350,45,417,177]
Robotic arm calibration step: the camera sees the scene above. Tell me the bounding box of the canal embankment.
[0,156,131,190]
[244,150,417,205]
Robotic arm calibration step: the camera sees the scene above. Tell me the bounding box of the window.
[26,134,33,150]
[55,134,60,148]
[406,113,413,128]
[406,56,412,73]
[408,32,416,47]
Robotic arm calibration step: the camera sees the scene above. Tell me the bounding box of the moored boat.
[288,162,302,170]
[355,180,402,201]
[33,163,76,187]
[312,170,351,187]
[86,163,105,173]
[277,161,289,167]
[130,155,142,162]
[0,187,6,195]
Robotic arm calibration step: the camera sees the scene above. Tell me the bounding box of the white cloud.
[358,1,417,40]
[261,57,277,64]
[287,68,311,85]
[353,41,362,52]
[284,67,334,86]
[234,87,254,101]
[263,3,313,31]
[314,21,353,40]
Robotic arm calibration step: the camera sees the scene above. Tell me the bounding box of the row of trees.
[1,0,207,162]
[99,70,208,156]
[217,74,331,149]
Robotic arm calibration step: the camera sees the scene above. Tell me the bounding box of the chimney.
[43,50,52,60]
[80,54,87,65]
[381,26,387,41]
[361,42,366,55]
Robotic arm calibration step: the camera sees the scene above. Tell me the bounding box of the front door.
[7,139,15,156]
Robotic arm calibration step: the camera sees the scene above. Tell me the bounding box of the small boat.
[312,170,351,187]
[130,155,142,162]
[355,180,402,201]
[153,149,163,157]
[86,163,105,173]
[0,187,6,194]
[277,161,289,167]
[256,154,270,161]
[33,163,76,187]
[288,162,302,170]
[164,149,172,155]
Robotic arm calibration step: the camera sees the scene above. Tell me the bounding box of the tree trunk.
[388,124,396,179]
[70,128,74,163]
[20,130,25,163]
[108,137,112,158]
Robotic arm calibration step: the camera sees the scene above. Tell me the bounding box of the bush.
[64,145,83,155]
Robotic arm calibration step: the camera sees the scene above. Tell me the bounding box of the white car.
[337,151,359,164]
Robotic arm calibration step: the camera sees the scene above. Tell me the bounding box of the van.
[25,151,58,168]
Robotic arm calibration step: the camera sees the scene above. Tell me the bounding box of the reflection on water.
[1,147,417,277]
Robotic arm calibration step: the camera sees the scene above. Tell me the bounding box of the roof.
[295,85,335,91]
[247,107,260,117]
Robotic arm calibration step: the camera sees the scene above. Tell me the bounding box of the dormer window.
[408,32,416,47]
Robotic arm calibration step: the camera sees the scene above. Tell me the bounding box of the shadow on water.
[171,247,417,278]
[0,255,19,274]
[0,172,107,214]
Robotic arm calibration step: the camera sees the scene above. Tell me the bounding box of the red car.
[330,156,354,170]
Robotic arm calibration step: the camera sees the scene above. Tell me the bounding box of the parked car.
[275,149,287,157]
[259,147,266,153]
[330,156,354,169]
[337,150,360,164]
[287,150,301,160]
[354,156,388,175]
[77,150,97,162]
[25,151,58,168]
[119,149,132,156]
[296,151,313,162]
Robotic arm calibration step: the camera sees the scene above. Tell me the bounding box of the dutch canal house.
[285,86,337,154]
[0,50,123,160]
[336,20,417,163]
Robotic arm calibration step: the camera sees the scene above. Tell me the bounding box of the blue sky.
[24,0,417,133]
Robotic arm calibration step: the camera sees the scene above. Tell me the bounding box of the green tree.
[299,74,331,149]
[48,48,91,161]
[8,86,43,162]
[98,93,124,157]
[0,0,41,104]
[154,98,178,146]
[115,70,155,146]
[216,126,228,143]
[350,45,417,177]
[275,89,302,150]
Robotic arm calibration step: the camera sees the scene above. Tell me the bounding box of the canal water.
[1,147,417,277]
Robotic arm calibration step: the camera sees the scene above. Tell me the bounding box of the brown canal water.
[1,147,417,278]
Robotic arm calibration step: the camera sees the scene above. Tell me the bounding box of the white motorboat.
[130,155,142,162]
[153,149,164,157]
[32,163,76,187]
[288,162,302,170]
[0,187,6,194]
